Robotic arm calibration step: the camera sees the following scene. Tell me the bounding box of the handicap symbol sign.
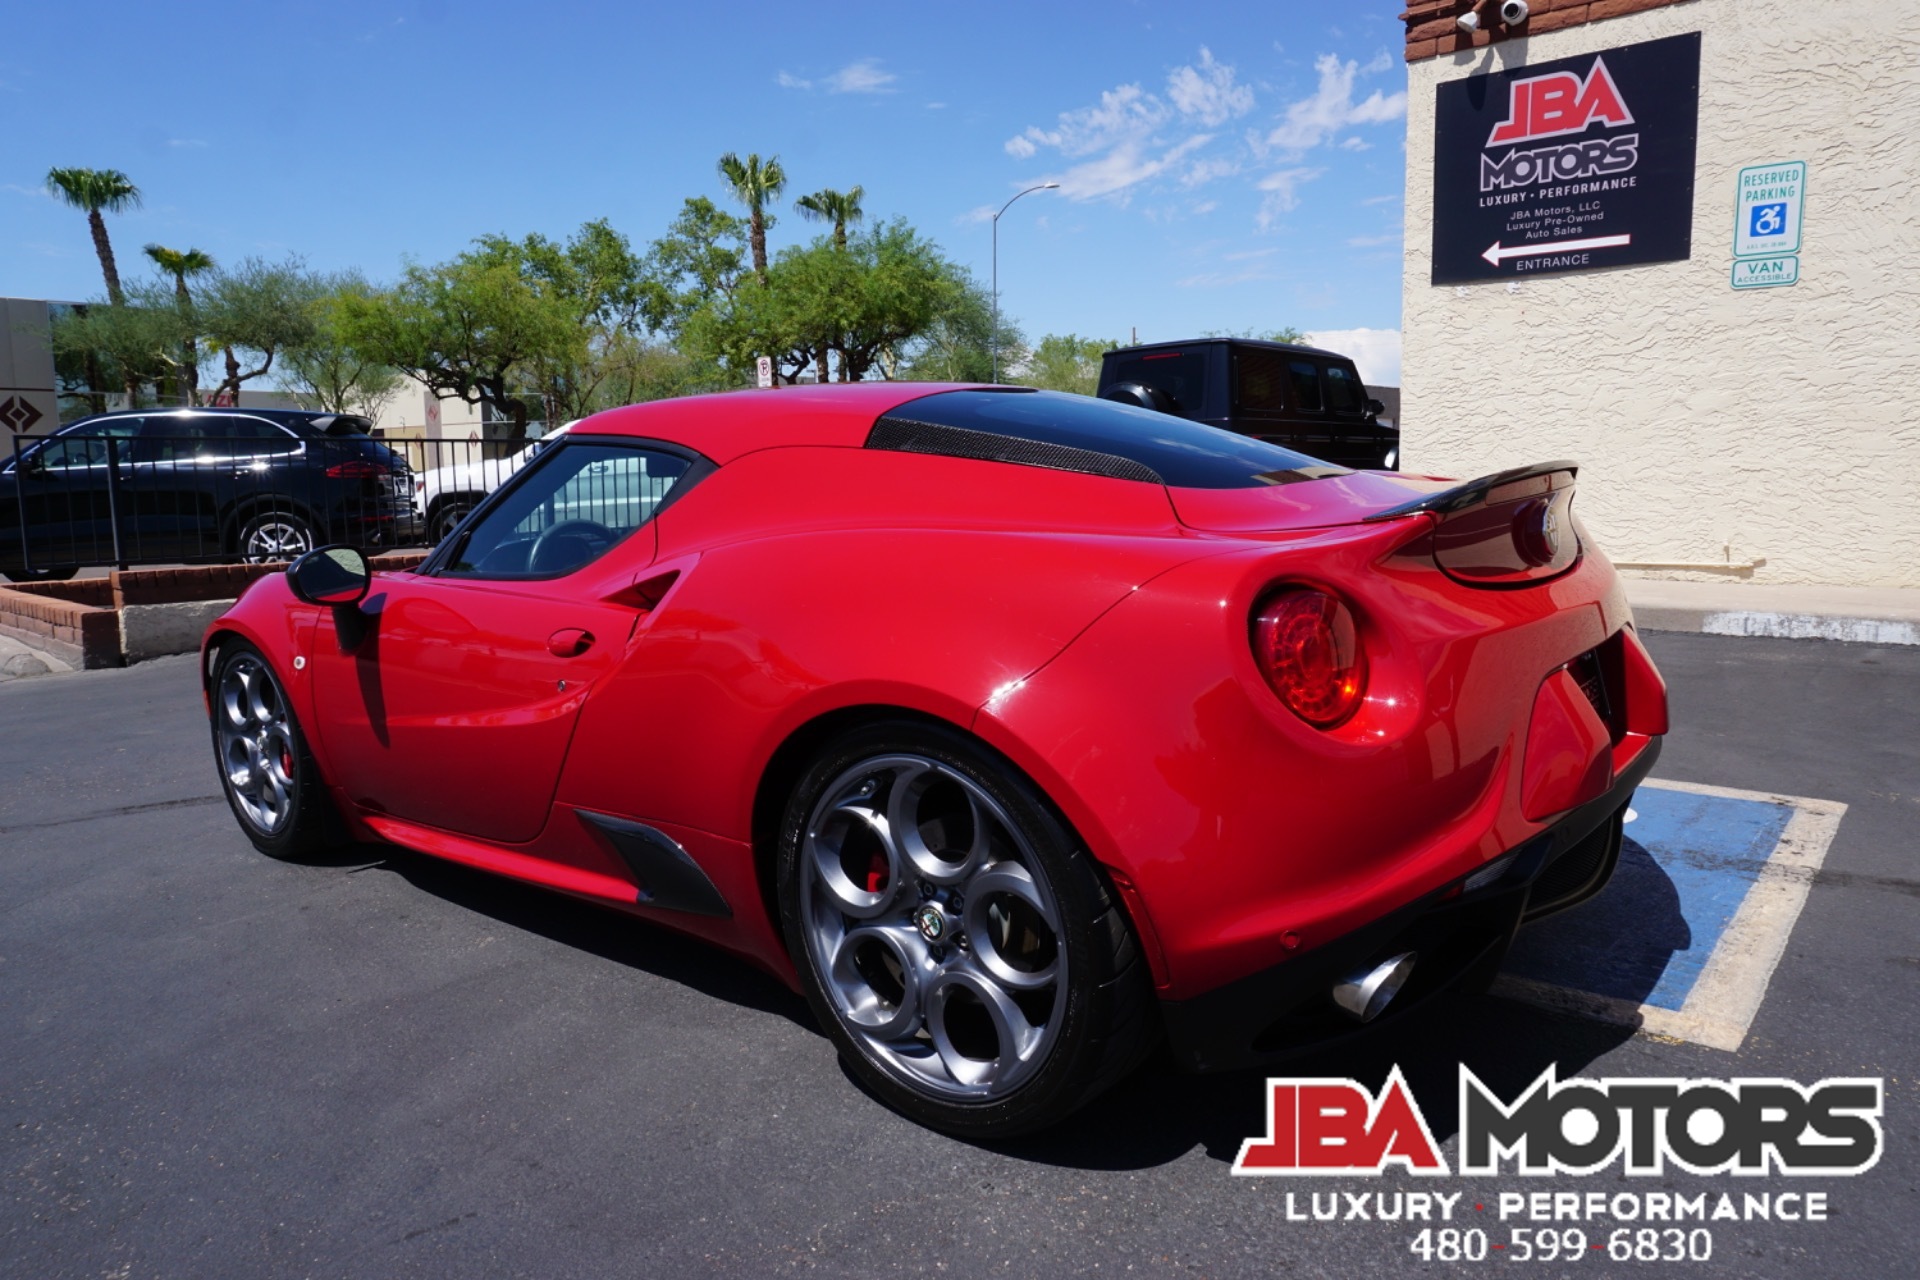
[1749,202,1788,238]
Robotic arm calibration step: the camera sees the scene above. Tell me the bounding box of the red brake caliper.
[865,850,889,894]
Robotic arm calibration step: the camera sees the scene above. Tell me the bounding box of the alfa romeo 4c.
[202,384,1667,1137]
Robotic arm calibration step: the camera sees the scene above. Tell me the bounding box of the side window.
[443,441,693,579]
[1323,364,1364,414]
[1232,349,1290,414]
[1287,360,1324,414]
[216,418,302,460]
[40,419,141,469]
[132,416,209,463]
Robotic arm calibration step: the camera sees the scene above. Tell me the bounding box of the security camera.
[1500,0,1530,23]
[1456,10,1480,32]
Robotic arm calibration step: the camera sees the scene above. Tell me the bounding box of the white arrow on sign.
[1481,233,1633,266]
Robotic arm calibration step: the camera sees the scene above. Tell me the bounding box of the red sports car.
[202,383,1667,1137]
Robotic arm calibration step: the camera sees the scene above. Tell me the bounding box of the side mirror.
[287,545,371,607]
[1364,397,1386,417]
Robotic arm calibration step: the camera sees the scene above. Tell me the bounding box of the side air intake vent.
[868,416,1164,484]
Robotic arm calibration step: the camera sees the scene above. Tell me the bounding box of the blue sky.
[4,1,1409,383]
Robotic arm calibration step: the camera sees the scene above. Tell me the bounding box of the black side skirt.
[577,811,732,918]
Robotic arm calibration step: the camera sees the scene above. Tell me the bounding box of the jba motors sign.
[1431,32,1701,285]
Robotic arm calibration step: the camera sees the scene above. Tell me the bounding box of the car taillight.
[325,460,389,479]
[1251,588,1368,728]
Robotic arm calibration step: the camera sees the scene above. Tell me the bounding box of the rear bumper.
[1157,734,1661,1073]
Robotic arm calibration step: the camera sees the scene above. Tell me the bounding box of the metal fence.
[2,431,554,575]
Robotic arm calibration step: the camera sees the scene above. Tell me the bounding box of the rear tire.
[776,720,1157,1138]
[209,640,341,860]
[429,498,478,544]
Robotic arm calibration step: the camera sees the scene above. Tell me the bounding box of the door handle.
[547,628,595,657]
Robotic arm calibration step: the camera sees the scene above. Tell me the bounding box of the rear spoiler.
[1362,460,1579,522]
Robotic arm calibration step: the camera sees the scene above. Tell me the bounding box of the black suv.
[1,407,418,580]
[1097,338,1398,470]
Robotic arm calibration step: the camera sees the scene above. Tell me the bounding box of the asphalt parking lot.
[2,632,1915,1279]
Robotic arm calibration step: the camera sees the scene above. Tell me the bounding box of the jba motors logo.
[1480,57,1639,192]
[1233,1067,1884,1177]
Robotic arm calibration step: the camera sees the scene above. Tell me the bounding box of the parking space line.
[1491,778,1847,1052]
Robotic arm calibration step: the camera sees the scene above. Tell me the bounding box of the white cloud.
[1254,166,1325,228]
[1001,49,1254,203]
[1362,193,1402,206]
[925,102,946,110]
[1190,199,1219,215]
[1345,233,1400,247]
[1262,53,1406,156]
[827,59,897,94]
[1339,136,1370,151]
[1056,134,1212,202]
[1303,327,1402,386]
[779,60,898,94]
[1166,47,1255,126]
[1007,82,1168,159]
[3,182,52,200]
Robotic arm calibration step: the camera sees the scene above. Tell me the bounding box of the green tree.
[45,167,142,305]
[199,256,321,405]
[280,271,404,418]
[644,197,749,336]
[687,220,962,386]
[897,266,1024,383]
[1018,334,1114,397]
[716,151,787,283]
[142,244,215,402]
[47,295,182,405]
[337,255,576,438]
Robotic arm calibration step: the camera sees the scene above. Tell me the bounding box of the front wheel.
[210,641,340,859]
[237,510,317,563]
[777,721,1156,1138]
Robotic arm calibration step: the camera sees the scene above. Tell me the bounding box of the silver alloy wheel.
[799,754,1068,1102]
[216,653,297,835]
[242,517,314,562]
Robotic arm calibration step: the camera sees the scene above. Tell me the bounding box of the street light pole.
[991,182,1060,384]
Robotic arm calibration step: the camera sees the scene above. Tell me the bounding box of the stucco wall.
[1402,0,1920,586]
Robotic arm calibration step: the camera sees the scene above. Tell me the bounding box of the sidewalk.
[0,630,76,682]
[1625,578,1920,645]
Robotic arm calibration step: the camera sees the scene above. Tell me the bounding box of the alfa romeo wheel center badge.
[912,903,948,943]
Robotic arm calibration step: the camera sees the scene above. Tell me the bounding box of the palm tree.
[794,185,865,251]
[45,168,142,305]
[793,185,867,383]
[716,152,787,284]
[145,244,215,403]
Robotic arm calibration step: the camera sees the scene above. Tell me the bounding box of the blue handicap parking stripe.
[1504,787,1794,1011]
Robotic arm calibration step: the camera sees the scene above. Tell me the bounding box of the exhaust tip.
[1331,951,1418,1023]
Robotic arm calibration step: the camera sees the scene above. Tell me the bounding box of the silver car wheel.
[799,754,1068,1102]
[217,653,297,835]
[242,516,314,563]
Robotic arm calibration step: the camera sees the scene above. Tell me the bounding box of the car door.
[304,438,696,844]
[1,419,141,568]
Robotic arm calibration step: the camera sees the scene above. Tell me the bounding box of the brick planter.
[0,554,429,669]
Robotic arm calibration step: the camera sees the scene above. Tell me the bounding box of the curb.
[1635,607,1919,646]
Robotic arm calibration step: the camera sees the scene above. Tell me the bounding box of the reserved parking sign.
[1733,161,1805,258]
